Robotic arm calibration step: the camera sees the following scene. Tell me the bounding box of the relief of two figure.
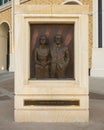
[35,34,70,79]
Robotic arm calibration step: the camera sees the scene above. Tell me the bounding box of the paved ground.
[0,71,104,130]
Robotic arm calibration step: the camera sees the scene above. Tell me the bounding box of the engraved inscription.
[24,100,80,106]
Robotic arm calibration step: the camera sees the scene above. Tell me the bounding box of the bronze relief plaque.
[30,24,74,79]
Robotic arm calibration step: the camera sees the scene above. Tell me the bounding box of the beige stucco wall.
[0,8,12,28]
[0,8,12,53]
[0,8,14,71]
[81,0,93,68]
[21,0,63,5]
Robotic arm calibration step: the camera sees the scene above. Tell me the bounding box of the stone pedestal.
[14,4,89,122]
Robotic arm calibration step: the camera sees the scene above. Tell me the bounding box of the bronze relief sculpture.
[35,35,50,78]
[50,34,70,78]
[35,34,69,79]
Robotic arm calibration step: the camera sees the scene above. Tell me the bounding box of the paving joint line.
[0,88,13,98]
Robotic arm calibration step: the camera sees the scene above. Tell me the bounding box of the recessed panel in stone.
[24,100,80,106]
[30,24,74,79]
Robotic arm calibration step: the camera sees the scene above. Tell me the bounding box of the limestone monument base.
[14,4,89,122]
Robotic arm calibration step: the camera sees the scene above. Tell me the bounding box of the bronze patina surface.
[30,24,74,79]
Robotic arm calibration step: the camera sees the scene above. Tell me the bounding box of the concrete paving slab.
[0,79,14,92]
[0,71,14,82]
[0,95,11,100]
[90,92,104,100]
[89,77,104,95]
